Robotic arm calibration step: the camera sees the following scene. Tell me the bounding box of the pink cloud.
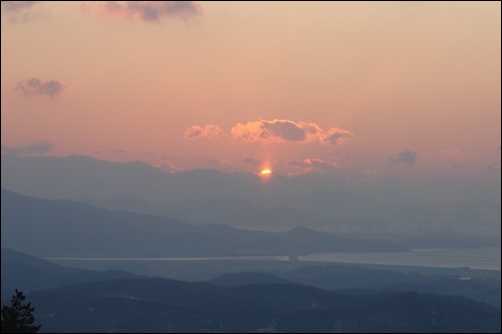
[15,78,65,98]
[1,1,42,23]
[287,158,338,172]
[86,1,203,22]
[230,119,321,144]
[322,127,353,145]
[230,119,351,146]
[390,150,417,164]
[184,124,222,140]
[1,1,38,14]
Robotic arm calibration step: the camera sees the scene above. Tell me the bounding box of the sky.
[1,1,500,178]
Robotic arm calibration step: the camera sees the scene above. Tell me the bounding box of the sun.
[259,168,272,176]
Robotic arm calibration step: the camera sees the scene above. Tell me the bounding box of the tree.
[1,289,41,333]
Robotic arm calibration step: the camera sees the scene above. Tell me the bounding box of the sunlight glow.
[259,168,272,176]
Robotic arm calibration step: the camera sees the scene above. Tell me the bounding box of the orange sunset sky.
[1,1,500,177]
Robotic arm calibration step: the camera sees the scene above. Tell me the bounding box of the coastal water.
[46,246,501,271]
[299,246,501,271]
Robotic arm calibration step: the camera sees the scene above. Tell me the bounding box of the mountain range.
[1,189,407,257]
[2,154,500,235]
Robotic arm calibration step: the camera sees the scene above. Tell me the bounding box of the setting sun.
[259,168,272,176]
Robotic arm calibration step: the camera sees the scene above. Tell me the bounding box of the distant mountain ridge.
[2,154,499,235]
[1,189,407,258]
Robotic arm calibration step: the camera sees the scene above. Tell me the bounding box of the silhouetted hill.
[208,264,501,309]
[291,265,501,308]
[1,248,139,300]
[208,272,294,287]
[28,278,501,333]
[1,189,407,257]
